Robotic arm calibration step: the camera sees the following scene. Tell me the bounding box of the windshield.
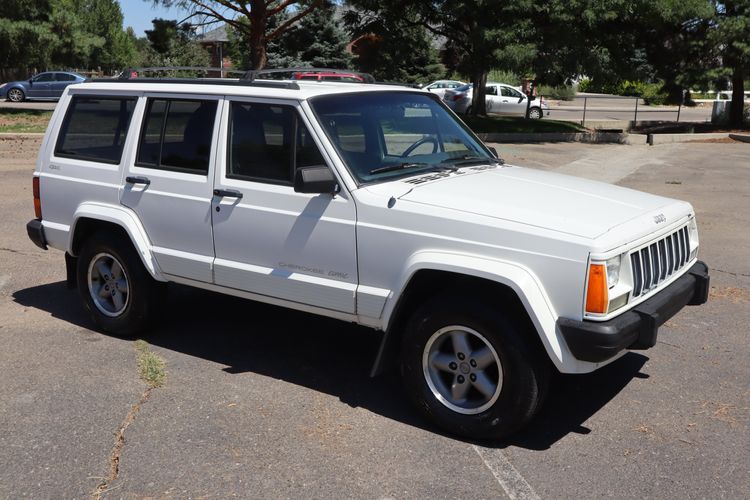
[309,92,495,184]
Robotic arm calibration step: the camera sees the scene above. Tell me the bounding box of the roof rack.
[87,66,419,90]
[90,66,301,90]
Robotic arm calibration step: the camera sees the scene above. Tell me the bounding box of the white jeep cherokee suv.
[26,69,709,439]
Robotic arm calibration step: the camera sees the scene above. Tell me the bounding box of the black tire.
[400,295,549,440]
[76,230,164,337]
[528,107,543,120]
[7,88,25,102]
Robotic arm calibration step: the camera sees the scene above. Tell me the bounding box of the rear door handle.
[125,176,150,185]
[213,189,243,199]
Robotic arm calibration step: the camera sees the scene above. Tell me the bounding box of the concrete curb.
[728,133,750,143]
[647,132,731,144]
[0,133,45,138]
[476,132,648,145]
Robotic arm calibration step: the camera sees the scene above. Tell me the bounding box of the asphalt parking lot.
[0,136,748,498]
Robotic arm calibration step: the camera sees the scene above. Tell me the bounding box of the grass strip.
[134,339,166,388]
[0,109,53,133]
[461,115,587,134]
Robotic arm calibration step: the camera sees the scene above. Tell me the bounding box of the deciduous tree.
[152,0,332,69]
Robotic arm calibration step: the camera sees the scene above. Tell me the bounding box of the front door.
[28,73,53,98]
[498,86,529,116]
[120,95,221,283]
[211,99,358,314]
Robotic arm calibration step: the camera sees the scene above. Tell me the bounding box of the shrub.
[577,78,592,93]
[641,83,668,105]
[537,84,576,100]
[488,69,520,86]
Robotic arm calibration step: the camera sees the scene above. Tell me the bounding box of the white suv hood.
[380,165,681,240]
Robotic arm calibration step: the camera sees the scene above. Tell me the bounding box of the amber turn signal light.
[33,176,42,219]
[585,263,608,314]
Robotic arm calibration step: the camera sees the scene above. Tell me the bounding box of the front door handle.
[126,176,150,185]
[213,189,243,199]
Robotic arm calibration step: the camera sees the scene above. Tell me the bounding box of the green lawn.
[0,109,53,133]
[461,115,587,134]
[0,108,588,135]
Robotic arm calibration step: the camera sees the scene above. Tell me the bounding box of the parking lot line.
[472,444,540,500]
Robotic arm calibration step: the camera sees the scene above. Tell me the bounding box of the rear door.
[485,85,502,114]
[120,94,221,283]
[51,73,76,99]
[211,98,358,313]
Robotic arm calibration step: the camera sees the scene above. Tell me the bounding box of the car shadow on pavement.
[14,281,648,450]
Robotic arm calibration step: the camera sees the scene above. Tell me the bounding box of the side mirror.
[518,96,525,103]
[294,166,339,194]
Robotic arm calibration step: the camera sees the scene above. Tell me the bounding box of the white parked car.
[444,82,550,119]
[422,79,466,99]
[26,69,709,439]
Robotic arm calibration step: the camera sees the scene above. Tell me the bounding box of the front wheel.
[77,231,164,337]
[7,88,25,102]
[527,107,543,120]
[400,296,549,439]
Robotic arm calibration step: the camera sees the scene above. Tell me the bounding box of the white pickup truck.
[26,69,709,439]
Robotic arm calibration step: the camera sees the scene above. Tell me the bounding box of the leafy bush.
[488,69,520,85]
[576,78,669,104]
[537,85,576,100]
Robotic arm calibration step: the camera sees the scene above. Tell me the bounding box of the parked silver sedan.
[443,82,550,119]
[422,79,466,99]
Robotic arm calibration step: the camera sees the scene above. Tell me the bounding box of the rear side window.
[136,99,218,175]
[55,96,136,164]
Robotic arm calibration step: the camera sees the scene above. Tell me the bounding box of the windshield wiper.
[441,155,504,166]
[369,162,438,175]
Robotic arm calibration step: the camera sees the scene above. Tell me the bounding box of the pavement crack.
[710,267,750,278]
[92,341,166,499]
[0,246,31,256]
[92,388,152,499]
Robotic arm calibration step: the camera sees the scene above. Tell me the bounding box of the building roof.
[199,25,229,43]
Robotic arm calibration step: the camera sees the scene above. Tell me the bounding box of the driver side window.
[501,86,523,98]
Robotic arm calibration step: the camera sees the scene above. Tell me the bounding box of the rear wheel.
[401,295,549,439]
[77,231,164,337]
[7,88,25,102]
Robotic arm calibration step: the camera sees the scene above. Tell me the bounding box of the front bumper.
[26,219,47,250]
[558,261,709,363]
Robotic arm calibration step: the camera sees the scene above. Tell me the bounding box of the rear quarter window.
[55,96,136,164]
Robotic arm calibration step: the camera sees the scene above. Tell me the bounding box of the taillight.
[452,94,463,101]
[33,176,42,219]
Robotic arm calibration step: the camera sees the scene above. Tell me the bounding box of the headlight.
[606,256,621,289]
[688,217,699,260]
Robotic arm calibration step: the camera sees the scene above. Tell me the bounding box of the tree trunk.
[471,70,488,116]
[249,1,268,70]
[730,69,745,129]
